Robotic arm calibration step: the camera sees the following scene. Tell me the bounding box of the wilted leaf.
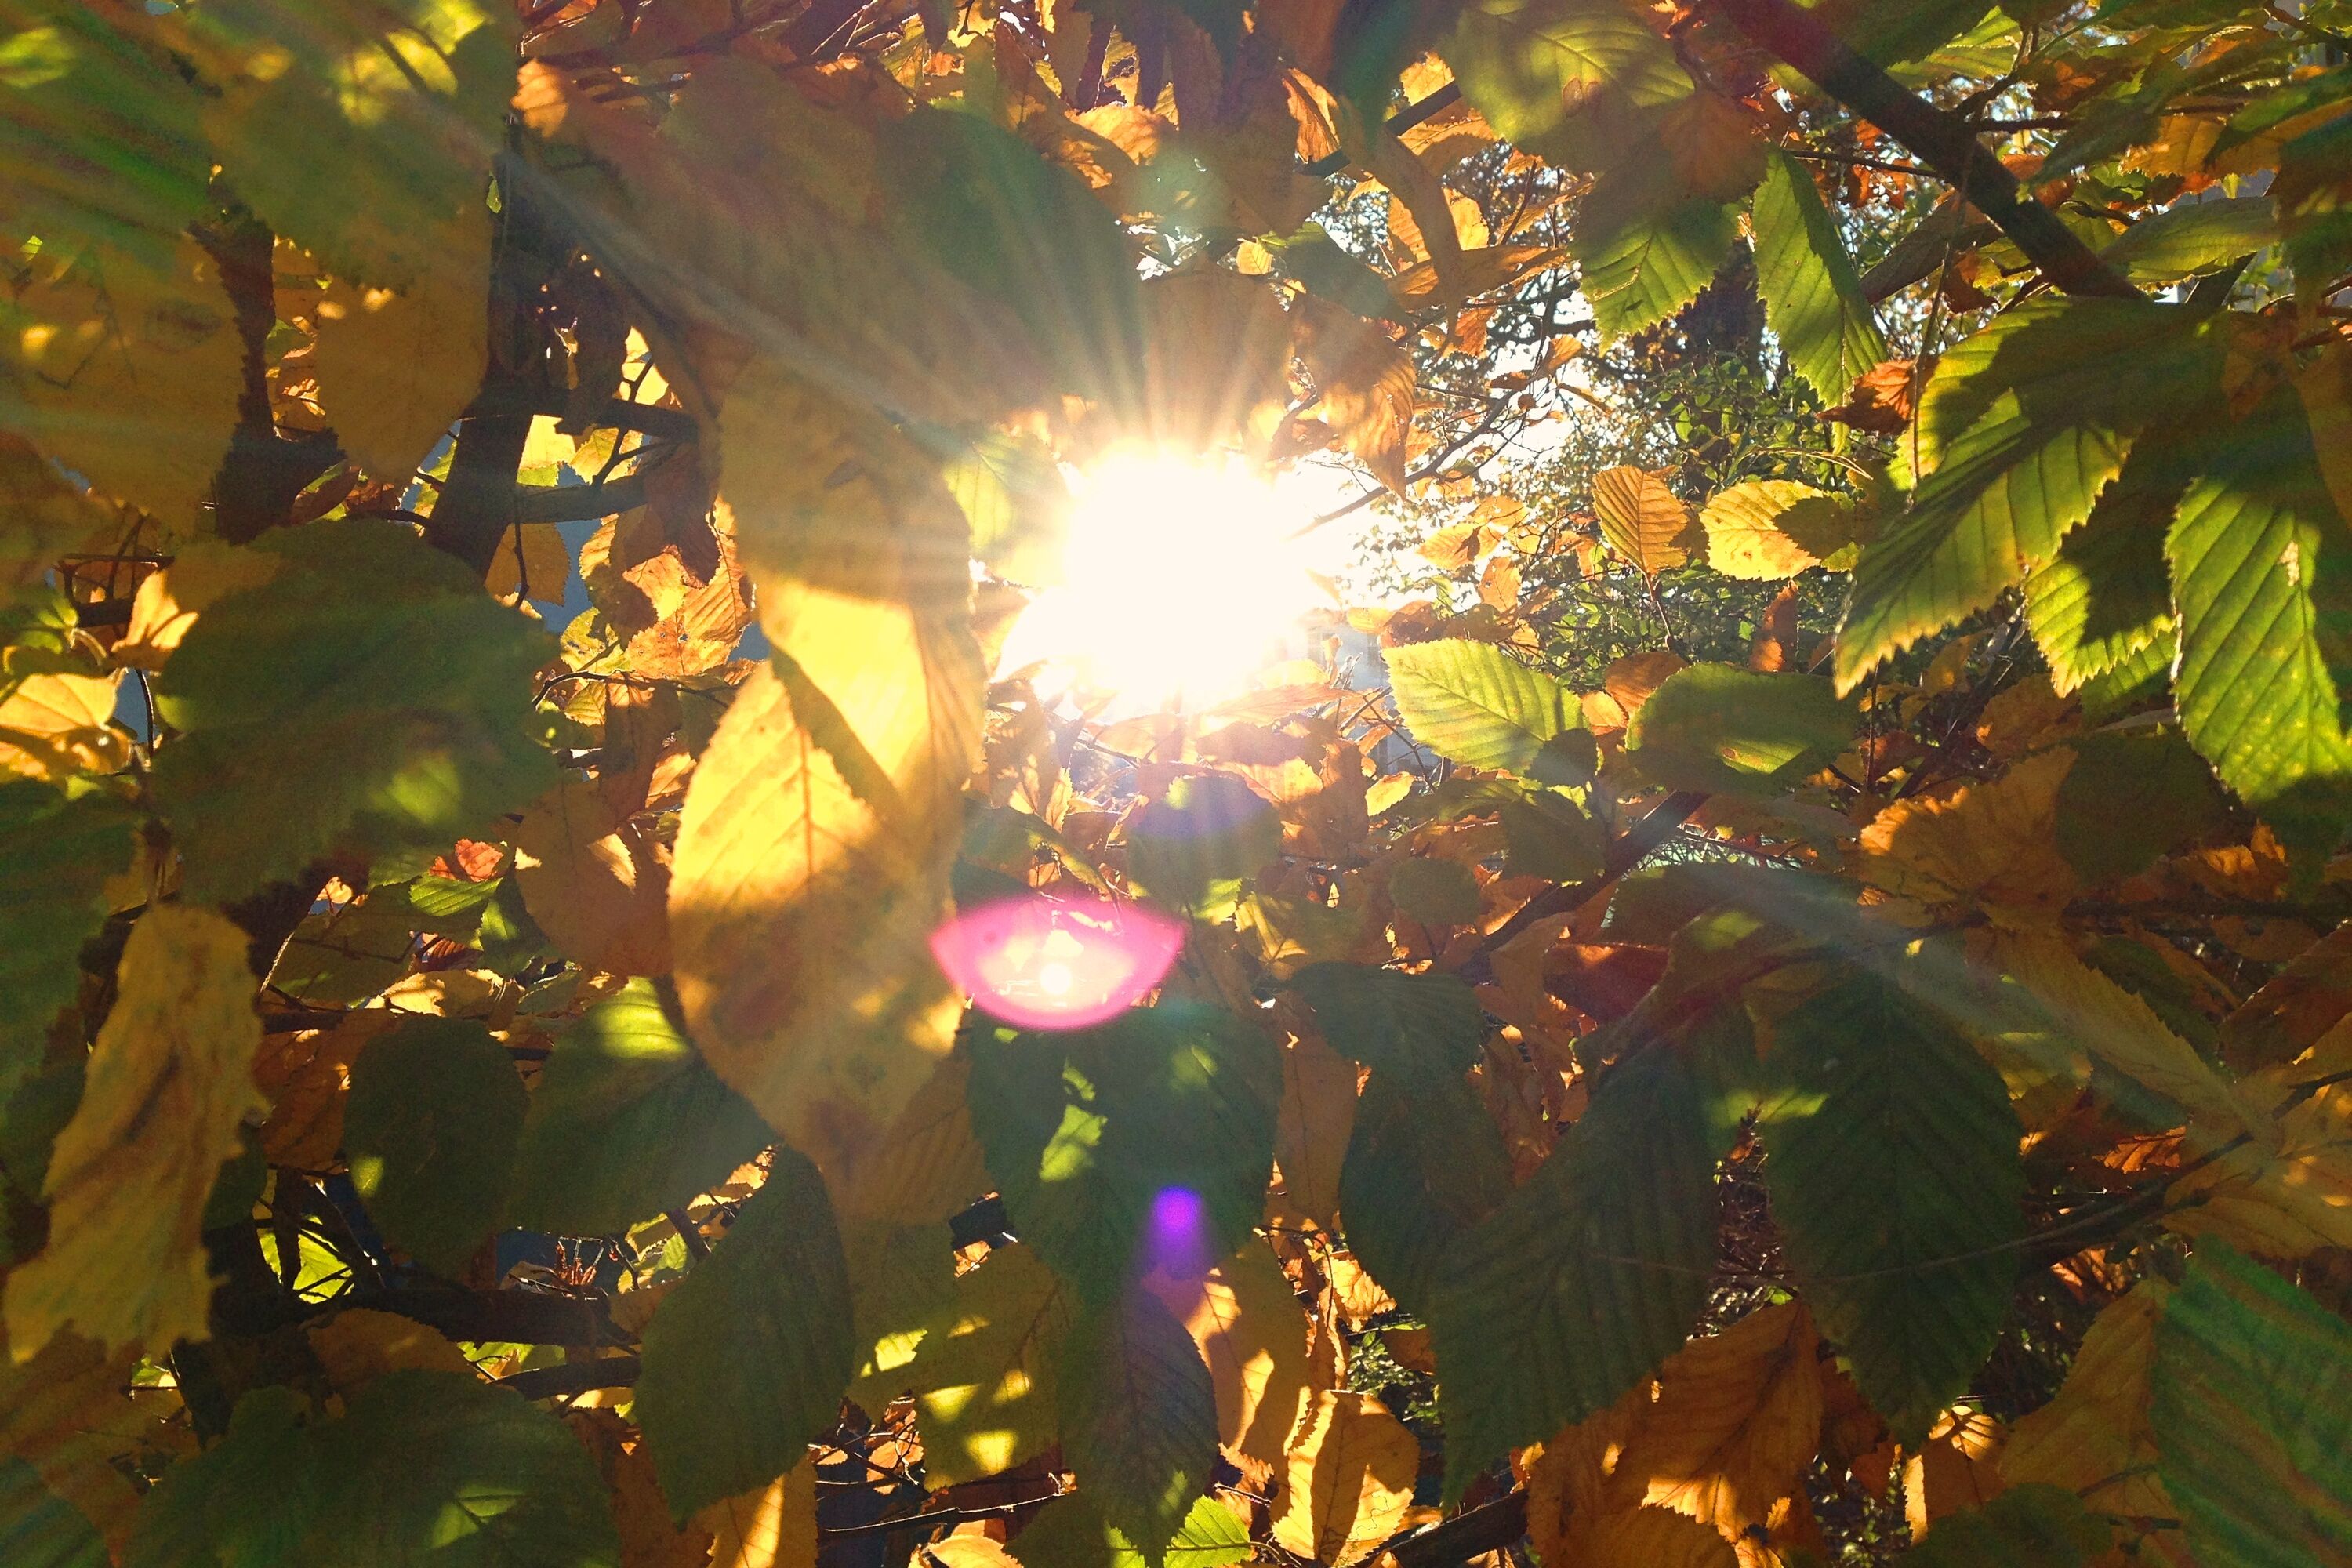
[2,906,263,1362]
[2001,1283,2173,1523]
[1860,750,2078,924]
[699,1461,817,1568]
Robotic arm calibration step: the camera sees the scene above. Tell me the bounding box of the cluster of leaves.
[9,2,2352,1568]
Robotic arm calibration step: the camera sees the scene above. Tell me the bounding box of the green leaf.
[1001,1493,1250,1568]
[0,1057,80,1269]
[1837,298,2221,692]
[342,1016,526,1276]
[2100,195,2278,283]
[1428,1047,1723,1497]
[1291,964,1486,1078]
[1895,1484,2109,1568]
[2278,112,2352,297]
[1265,224,1406,323]
[1753,149,1886,405]
[1058,1289,1219,1566]
[851,1241,1071,1487]
[506,979,774,1237]
[151,521,559,905]
[0,1457,105,1568]
[967,1004,1281,1307]
[1384,638,1577,773]
[2153,1243,2352,1568]
[0,1,212,270]
[1626,665,1857,795]
[1760,972,2024,1442]
[1574,177,1739,343]
[309,1371,620,1568]
[2169,381,2352,855]
[2020,438,2187,694]
[1388,855,1482,926]
[1124,774,1281,920]
[1445,0,1690,161]
[0,782,135,1094]
[2054,728,2227,885]
[941,428,1070,586]
[635,1147,856,1519]
[881,107,1144,408]
[2217,64,2352,154]
[176,2,515,290]
[1340,1069,1512,1312]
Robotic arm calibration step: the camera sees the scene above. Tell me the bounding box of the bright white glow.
[996,448,1338,713]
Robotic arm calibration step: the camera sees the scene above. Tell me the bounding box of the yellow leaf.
[0,672,128,782]
[1272,1390,1420,1564]
[304,1306,474,1394]
[312,201,492,480]
[1272,1028,1358,1232]
[572,1405,717,1568]
[1619,1303,1824,1534]
[2000,1283,2173,1523]
[830,1051,993,1227]
[925,1536,1024,1568]
[1139,269,1296,455]
[699,1458,818,1568]
[1901,1409,2005,1539]
[1972,675,2077,760]
[1147,1237,1316,1476]
[514,779,672,978]
[1700,481,1839,580]
[0,1331,163,1559]
[0,434,114,608]
[4,906,264,1361]
[1577,1507,1741,1568]
[117,540,285,671]
[1594,466,1699,575]
[2169,1023,2352,1258]
[485,521,577,608]
[4,234,241,528]
[1295,300,1415,493]
[1860,750,2078,925]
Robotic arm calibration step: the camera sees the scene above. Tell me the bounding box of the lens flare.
[1145,1185,1210,1281]
[929,893,1185,1029]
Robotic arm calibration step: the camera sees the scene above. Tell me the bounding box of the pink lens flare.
[929,893,1185,1030]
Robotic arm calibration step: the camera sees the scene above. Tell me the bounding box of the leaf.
[1340,1068,1512,1313]
[0,782,136,1096]
[1272,1029,1357,1232]
[1271,1391,1419,1564]
[1837,298,2222,693]
[150,521,558,904]
[310,1370,621,1567]
[1627,666,1857,796]
[505,978,773,1238]
[1753,149,1886,405]
[636,1149,856,1519]
[342,1015,525,1276]
[1574,183,1738,344]
[0,1457,104,1568]
[1896,1485,2108,1568]
[2151,1243,2352,1568]
[1291,964,1486,1079]
[1444,0,1691,160]
[943,430,1071,586]
[175,2,517,290]
[0,435,111,612]
[2,232,241,529]
[2100,194,2278,282]
[1004,1494,1248,1568]
[1501,791,1608,883]
[0,672,127,782]
[2053,728,2227,885]
[312,201,492,479]
[1388,856,1481,926]
[514,779,672,978]
[1058,1288,1219,1565]
[1297,302,1417,493]
[2001,1283,2174,1524]
[569,1407,714,1568]
[2169,378,2352,855]
[1384,638,1577,773]
[668,663,966,1200]
[2020,439,2187,695]
[2,906,263,1362]
[698,1461,817,1568]
[1555,1506,1737,1568]
[1145,1236,1314,1473]
[967,1005,1281,1306]
[1428,1047,1724,1497]
[1860,750,2078,923]
[852,1242,1072,1488]
[1700,481,1847,579]
[1594,466,1699,574]
[1617,1302,1824,1533]
[1759,972,2025,1442]
[1124,774,1283,919]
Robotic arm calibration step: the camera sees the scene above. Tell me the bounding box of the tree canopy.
[5,2,2352,1568]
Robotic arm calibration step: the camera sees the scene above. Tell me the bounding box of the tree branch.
[1710,0,2140,300]
[514,472,648,524]
[1454,791,1711,985]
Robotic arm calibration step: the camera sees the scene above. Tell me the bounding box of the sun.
[994,447,1338,712]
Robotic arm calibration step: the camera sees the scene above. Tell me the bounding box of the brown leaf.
[1901,1409,2005,1540]
[306,1307,474,1394]
[1617,1303,1824,1534]
[1147,1236,1316,1476]
[573,1406,716,1568]
[514,779,673,978]
[699,1459,818,1568]
[1860,750,2078,924]
[1999,1283,2174,1525]
[1820,358,1932,434]
[255,1011,399,1171]
[1750,584,1801,673]
[1273,1028,1359,1231]
[1295,299,1416,493]
[1272,1390,1420,1564]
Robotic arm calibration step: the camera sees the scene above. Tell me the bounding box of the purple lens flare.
[1145,1185,1210,1281]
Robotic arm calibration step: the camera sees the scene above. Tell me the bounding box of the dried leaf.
[1272,1390,1420,1565]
